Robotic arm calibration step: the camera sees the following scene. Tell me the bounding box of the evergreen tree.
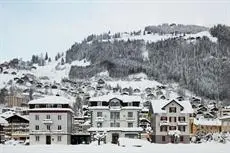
[61,58,65,65]
[45,52,48,60]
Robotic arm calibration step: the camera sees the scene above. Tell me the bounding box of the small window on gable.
[169,107,176,113]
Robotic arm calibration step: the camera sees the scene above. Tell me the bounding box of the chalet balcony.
[95,117,104,122]
[42,119,53,124]
[160,120,170,126]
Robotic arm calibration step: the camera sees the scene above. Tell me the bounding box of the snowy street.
[1,143,229,153]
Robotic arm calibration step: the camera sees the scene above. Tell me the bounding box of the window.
[35,115,39,120]
[58,136,62,142]
[35,136,40,141]
[35,125,39,130]
[58,115,62,120]
[58,125,62,130]
[97,112,103,117]
[57,104,62,108]
[110,99,120,107]
[180,136,184,142]
[160,126,167,132]
[169,107,176,113]
[128,103,132,106]
[162,136,166,142]
[47,125,50,130]
[169,117,176,122]
[160,116,167,121]
[178,117,185,122]
[128,112,133,118]
[46,104,52,108]
[178,126,186,132]
[110,112,120,119]
[35,105,39,108]
[46,115,50,119]
[110,122,120,127]
[97,122,102,128]
[128,122,133,127]
[169,126,176,130]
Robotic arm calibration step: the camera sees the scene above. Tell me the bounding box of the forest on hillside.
[66,24,230,102]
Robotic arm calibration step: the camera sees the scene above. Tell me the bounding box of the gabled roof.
[162,99,184,110]
[4,114,29,123]
[151,99,193,114]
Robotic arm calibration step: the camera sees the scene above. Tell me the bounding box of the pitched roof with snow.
[89,94,142,103]
[0,117,8,125]
[193,118,221,126]
[151,99,193,114]
[28,96,73,105]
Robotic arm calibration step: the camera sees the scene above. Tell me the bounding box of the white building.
[88,94,143,144]
[28,96,73,145]
[150,99,193,143]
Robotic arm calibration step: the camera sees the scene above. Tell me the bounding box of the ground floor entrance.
[46,135,51,145]
[111,133,119,144]
[71,135,91,144]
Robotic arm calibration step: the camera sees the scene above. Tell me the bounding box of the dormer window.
[46,104,52,108]
[110,99,121,107]
[57,104,62,108]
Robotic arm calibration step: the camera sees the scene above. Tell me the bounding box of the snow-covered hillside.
[0,58,91,89]
[109,31,217,43]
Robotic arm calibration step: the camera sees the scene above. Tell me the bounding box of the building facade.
[150,99,193,144]
[220,116,230,132]
[29,96,73,145]
[88,94,143,144]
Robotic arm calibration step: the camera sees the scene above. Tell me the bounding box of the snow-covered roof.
[193,118,221,126]
[0,111,29,121]
[0,111,15,118]
[219,115,230,120]
[89,94,142,102]
[88,127,143,132]
[0,117,8,125]
[151,99,193,114]
[28,96,73,105]
[29,108,74,113]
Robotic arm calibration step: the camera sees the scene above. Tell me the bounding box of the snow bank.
[118,138,150,147]
[1,142,230,153]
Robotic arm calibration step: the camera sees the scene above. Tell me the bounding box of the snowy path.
[1,143,229,153]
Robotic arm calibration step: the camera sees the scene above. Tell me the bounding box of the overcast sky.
[0,0,230,62]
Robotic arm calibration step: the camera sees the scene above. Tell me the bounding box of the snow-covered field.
[1,142,229,153]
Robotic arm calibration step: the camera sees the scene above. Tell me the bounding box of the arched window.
[110,98,121,107]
